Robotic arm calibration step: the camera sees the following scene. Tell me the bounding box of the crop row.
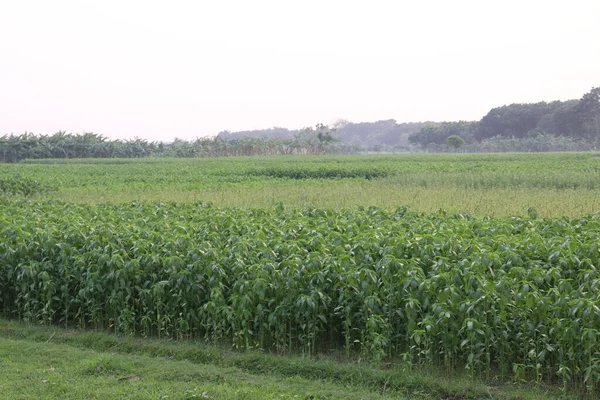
[0,175,54,196]
[6,152,600,192]
[1,199,600,389]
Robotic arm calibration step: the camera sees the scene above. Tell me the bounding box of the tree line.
[2,87,598,161]
[218,120,432,148]
[0,125,356,163]
[409,87,600,149]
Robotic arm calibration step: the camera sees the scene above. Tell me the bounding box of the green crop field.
[1,152,599,217]
[2,153,600,398]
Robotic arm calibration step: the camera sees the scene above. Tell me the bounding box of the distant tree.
[575,87,600,139]
[476,102,559,140]
[409,121,476,147]
[332,118,349,129]
[334,119,397,147]
[446,135,465,149]
[542,100,580,136]
[315,123,337,144]
[291,124,338,154]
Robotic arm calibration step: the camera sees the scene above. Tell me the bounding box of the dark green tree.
[476,103,559,140]
[446,135,465,149]
[409,121,476,147]
[575,87,600,139]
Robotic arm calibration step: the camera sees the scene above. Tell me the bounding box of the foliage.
[2,198,600,391]
[218,120,433,148]
[464,133,593,153]
[576,87,600,139]
[409,87,600,150]
[0,121,430,163]
[2,89,598,157]
[0,175,55,196]
[409,121,476,147]
[475,88,599,142]
[249,165,388,180]
[445,135,465,149]
[0,127,362,164]
[476,102,560,140]
[292,124,340,154]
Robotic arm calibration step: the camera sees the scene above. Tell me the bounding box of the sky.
[1,0,599,141]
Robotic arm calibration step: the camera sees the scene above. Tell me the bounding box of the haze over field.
[1,0,599,141]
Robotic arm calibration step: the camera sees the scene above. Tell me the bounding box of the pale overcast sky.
[1,0,598,141]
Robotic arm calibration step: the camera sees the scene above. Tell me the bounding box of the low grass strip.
[0,320,566,399]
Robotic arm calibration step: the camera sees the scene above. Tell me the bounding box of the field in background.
[2,152,600,217]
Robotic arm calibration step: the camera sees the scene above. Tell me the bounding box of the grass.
[0,319,568,400]
[45,184,598,217]
[2,152,599,217]
[3,338,408,400]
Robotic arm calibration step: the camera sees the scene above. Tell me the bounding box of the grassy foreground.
[0,319,565,400]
